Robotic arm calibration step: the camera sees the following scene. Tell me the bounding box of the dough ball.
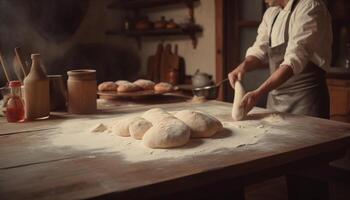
[98,82,118,91]
[143,118,190,149]
[175,110,223,138]
[89,123,108,133]
[133,79,155,90]
[117,83,141,92]
[154,82,173,92]
[111,117,136,137]
[142,108,174,124]
[232,81,247,121]
[129,117,152,140]
[115,80,131,86]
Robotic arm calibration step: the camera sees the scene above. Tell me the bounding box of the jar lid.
[9,80,22,88]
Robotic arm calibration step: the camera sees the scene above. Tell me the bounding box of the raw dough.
[89,123,108,133]
[98,82,118,91]
[142,108,174,124]
[143,117,190,149]
[117,83,141,93]
[232,81,247,121]
[133,79,155,90]
[154,82,173,92]
[175,110,223,138]
[111,117,136,137]
[129,117,152,140]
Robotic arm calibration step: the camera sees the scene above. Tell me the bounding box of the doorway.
[215,0,268,106]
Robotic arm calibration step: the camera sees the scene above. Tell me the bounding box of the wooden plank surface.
[1,100,350,200]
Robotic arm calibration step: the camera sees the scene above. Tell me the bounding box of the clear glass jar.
[6,81,25,123]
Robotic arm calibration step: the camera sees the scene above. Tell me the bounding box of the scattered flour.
[44,105,288,163]
[47,117,271,163]
[262,113,285,123]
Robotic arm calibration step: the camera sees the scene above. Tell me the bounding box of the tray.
[97,89,169,99]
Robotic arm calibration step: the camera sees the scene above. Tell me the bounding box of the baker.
[228,0,332,119]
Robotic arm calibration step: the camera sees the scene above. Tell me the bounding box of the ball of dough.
[232,81,247,121]
[154,82,173,92]
[129,117,152,140]
[117,83,141,92]
[111,117,136,137]
[143,118,190,149]
[133,79,155,90]
[142,108,174,124]
[89,123,108,133]
[98,82,118,91]
[115,80,131,86]
[175,110,223,138]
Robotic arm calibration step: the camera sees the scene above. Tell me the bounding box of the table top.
[1,96,350,200]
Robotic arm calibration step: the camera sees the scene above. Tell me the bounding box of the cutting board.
[160,44,180,82]
[147,44,163,82]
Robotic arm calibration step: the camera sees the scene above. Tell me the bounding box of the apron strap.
[269,0,300,47]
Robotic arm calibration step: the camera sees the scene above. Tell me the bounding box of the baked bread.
[154,82,173,92]
[133,79,155,90]
[117,82,141,92]
[98,81,118,91]
[115,80,131,86]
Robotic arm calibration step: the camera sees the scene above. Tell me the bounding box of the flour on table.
[47,115,271,162]
[262,113,285,123]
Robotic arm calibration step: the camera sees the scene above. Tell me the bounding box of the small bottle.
[6,81,25,123]
[23,54,50,120]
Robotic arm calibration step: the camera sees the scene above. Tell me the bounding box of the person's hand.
[240,89,263,113]
[228,64,246,88]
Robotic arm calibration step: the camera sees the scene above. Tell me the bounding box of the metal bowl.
[192,85,219,100]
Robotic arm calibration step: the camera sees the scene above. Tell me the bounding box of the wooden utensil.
[147,43,163,82]
[15,47,29,77]
[160,44,180,82]
[175,44,186,84]
[0,51,11,84]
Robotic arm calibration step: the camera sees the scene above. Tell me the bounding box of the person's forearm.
[242,56,268,72]
[257,65,294,94]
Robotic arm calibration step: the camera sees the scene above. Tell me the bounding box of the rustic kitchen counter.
[1,96,350,200]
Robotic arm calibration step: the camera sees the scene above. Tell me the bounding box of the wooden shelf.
[106,25,203,48]
[106,0,202,49]
[106,25,202,36]
[108,0,199,10]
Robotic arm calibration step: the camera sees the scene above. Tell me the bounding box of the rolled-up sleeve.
[282,2,328,74]
[246,8,276,63]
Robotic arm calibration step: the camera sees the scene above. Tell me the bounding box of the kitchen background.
[0,0,215,86]
[0,0,349,116]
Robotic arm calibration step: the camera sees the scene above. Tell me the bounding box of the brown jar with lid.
[67,69,97,114]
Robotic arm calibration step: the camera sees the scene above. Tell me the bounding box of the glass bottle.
[6,80,25,123]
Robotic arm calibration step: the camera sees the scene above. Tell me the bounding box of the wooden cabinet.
[327,79,350,122]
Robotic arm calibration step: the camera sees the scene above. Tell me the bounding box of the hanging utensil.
[15,47,29,77]
[0,51,11,84]
[192,78,229,99]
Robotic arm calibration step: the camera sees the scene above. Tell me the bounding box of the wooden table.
[1,96,350,200]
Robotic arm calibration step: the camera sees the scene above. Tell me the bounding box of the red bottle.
[6,81,25,123]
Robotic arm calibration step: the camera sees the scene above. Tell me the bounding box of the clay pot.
[67,69,97,114]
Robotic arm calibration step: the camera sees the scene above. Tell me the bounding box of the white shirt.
[246,0,332,74]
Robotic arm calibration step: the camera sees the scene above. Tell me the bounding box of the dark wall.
[0,0,140,87]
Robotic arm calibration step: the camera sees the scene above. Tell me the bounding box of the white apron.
[266,0,330,119]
